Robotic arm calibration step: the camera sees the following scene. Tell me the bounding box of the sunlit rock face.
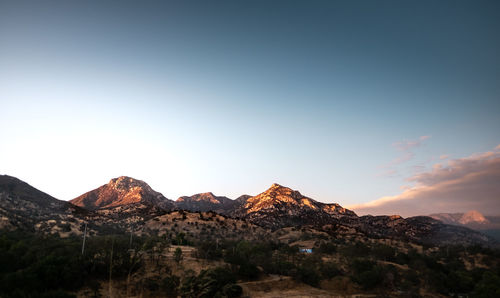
[70,176,174,211]
[234,183,357,229]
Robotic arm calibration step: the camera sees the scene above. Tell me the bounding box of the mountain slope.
[70,176,174,210]
[0,175,86,233]
[352,215,493,246]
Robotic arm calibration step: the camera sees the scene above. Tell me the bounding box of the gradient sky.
[1,1,499,215]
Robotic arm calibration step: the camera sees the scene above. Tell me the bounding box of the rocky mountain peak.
[270,183,283,188]
[233,183,357,229]
[196,192,217,200]
[177,192,220,204]
[261,183,306,200]
[109,176,150,191]
[70,176,173,211]
[242,184,355,217]
[175,192,235,213]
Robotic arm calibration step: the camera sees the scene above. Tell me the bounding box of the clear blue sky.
[1,1,499,213]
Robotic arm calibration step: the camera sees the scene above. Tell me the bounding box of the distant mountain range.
[1,174,496,247]
[430,210,500,240]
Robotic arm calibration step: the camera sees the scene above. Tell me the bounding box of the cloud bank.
[351,145,500,217]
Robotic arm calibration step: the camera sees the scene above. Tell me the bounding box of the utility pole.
[109,237,114,298]
[81,222,87,255]
[129,232,133,249]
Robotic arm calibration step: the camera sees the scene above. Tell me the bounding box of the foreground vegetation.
[0,229,499,297]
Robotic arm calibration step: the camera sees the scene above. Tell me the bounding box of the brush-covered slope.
[0,175,86,233]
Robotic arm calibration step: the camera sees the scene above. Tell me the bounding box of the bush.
[180,267,241,298]
[161,275,180,297]
[472,272,500,298]
[238,262,260,280]
[320,262,340,279]
[293,264,321,287]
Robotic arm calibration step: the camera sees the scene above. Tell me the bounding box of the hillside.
[0,175,87,234]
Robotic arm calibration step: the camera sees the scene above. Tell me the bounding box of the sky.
[1,1,499,216]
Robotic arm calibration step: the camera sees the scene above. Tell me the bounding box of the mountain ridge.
[1,174,496,247]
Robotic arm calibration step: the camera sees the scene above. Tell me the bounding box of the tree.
[174,248,183,264]
[161,275,180,297]
[472,272,500,298]
[180,267,241,298]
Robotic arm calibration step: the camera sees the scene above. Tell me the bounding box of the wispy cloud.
[353,144,500,217]
[377,135,431,177]
[392,135,430,152]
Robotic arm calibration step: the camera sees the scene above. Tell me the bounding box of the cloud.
[376,168,399,178]
[377,136,431,177]
[392,135,430,152]
[352,145,500,217]
[439,154,449,160]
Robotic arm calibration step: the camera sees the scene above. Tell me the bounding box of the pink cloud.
[392,135,430,152]
[351,146,500,217]
[378,136,431,177]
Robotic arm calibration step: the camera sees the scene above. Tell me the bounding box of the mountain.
[352,215,493,246]
[234,183,357,229]
[230,184,494,246]
[176,192,236,213]
[430,210,500,241]
[429,210,500,231]
[0,175,87,234]
[175,193,252,214]
[70,176,175,211]
[235,194,252,205]
[430,210,489,225]
[1,175,496,247]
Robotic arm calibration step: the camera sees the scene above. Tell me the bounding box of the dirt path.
[238,275,365,298]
